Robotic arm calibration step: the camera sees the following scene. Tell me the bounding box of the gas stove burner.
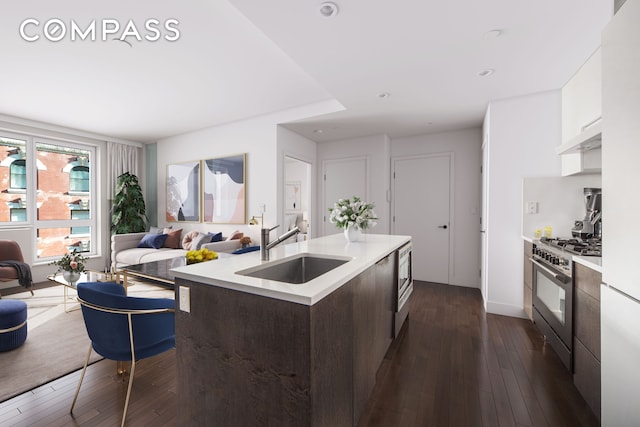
[538,237,602,257]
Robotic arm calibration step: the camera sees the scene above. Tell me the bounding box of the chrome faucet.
[261,225,301,261]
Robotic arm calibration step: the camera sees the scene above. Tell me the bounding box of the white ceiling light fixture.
[477,68,495,77]
[319,2,339,18]
[377,92,391,99]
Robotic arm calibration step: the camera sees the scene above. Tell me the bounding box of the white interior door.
[322,157,367,236]
[392,154,451,284]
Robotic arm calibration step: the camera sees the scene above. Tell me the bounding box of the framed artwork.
[285,181,301,211]
[202,154,246,224]
[166,161,201,222]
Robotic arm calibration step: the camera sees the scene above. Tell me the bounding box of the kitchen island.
[171,233,411,426]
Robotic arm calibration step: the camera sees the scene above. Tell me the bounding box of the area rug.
[0,282,173,403]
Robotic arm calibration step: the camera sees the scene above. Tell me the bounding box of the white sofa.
[111,232,242,270]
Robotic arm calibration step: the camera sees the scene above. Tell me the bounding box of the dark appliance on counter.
[572,187,602,240]
[531,240,574,371]
[395,242,413,337]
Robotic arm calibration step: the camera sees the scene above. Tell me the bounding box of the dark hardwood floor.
[0,281,597,426]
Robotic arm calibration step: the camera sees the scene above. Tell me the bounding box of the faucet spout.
[261,226,301,261]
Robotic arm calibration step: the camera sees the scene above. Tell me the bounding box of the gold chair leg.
[117,361,130,378]
[121,359,136,427]
[70,343,93,413]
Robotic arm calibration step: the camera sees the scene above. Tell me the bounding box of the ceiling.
[0,1,612,143]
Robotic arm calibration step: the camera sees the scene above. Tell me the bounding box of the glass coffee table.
[47,270,119,312]
[118,257,185,290]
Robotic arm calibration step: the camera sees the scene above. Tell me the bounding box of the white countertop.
[171,233,411,306]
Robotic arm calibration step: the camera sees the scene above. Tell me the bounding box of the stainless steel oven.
[531,242,573,371]
[395,242,413,337]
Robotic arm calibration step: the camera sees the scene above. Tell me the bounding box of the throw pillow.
[227,230,244,241]
[163,228,183,249]
[182,230,200,250]
[208,231,223,242]
[191,233,213,250]
[231,246,260,255]
[138,233,168,249]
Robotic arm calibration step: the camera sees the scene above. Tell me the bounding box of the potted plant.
[328,196,378,242]
[50,248,87,284]
[111,172,147,234]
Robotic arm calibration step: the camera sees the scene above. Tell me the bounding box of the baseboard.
[450,281,480,289]
[0,281,19,291]
[485,301,528,319]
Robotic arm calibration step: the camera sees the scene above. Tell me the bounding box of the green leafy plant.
[111,172,147,234]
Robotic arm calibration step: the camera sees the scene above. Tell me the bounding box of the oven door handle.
[529,258,570,284]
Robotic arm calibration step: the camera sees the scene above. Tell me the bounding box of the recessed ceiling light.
[313,129,324,134]
[377,92,391,99]
[478,69,495,77]
[482,29,503,40]
[319,2,339,18]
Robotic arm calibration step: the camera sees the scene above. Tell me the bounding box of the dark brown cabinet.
[176,251,398,427]
[572,262,601,421]
[353,253,395,423]
[523,241,533,321]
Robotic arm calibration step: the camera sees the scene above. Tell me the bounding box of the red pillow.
[163,228,183,249]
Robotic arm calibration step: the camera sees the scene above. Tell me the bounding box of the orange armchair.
[0,240,33,296]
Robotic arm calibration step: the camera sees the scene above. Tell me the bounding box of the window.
[10,159,26,189]
[10,208,26,222]
[70,165,89,193]
[0,133,97,260]
[70,209,90,235]
[0,136,28,223]
[36,141,94,258]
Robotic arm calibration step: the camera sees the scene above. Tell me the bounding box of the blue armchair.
[70,281,175,427]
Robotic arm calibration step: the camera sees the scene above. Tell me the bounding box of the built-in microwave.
[395,242,413,336]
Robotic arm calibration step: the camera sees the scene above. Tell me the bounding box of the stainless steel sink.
[236,254,351,284]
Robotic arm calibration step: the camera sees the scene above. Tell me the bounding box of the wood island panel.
[176,278,353,427]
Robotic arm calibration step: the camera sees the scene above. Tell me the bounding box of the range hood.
[556,119,602,155]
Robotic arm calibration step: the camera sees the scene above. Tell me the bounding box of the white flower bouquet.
[328,196,378,230]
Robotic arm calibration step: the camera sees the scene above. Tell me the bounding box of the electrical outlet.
[179,286,190,313]
[526,201,538,214]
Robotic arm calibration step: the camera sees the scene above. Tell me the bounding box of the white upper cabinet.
[558,47,602,176]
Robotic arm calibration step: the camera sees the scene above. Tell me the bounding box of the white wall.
[156,102,334,242]
[317,134,391,235]
[392,127,483,288]
[522,175,602,238]
[484,90,562,317]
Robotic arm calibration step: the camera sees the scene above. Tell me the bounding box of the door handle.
[437,225,448,229]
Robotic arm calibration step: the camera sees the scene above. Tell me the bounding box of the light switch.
[179,286,190,313]
[525,201,538,214]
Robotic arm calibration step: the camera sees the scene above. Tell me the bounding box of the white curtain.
[107,141,139,200]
